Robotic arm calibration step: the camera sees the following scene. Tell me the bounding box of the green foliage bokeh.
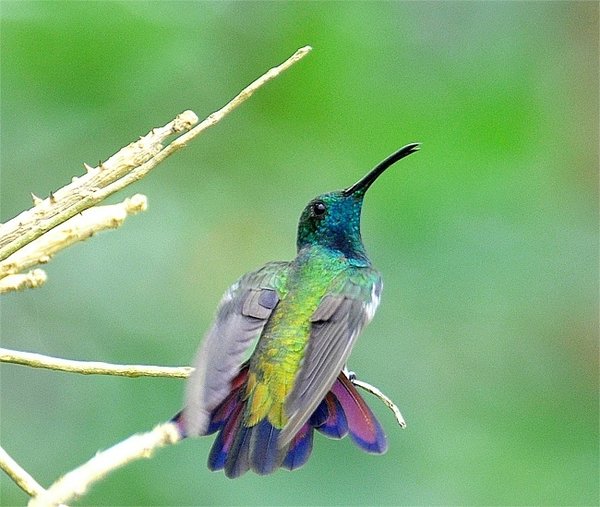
[1,2,597,505]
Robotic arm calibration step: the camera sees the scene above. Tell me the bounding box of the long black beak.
[343,143,420,196]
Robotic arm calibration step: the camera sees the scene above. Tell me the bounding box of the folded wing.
[183,261,289,436]
[280,267,382,446]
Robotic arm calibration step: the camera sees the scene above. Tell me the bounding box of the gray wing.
[280,267,382,446]
[183,261,289,436]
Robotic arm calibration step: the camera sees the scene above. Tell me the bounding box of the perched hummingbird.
[175,143,420,478]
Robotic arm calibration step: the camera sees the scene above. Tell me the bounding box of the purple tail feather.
[175,365,388,478]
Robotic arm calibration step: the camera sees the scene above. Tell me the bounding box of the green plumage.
[246,246,357,429]
[182,143,419,477]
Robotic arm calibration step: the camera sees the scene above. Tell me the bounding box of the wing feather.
[183,261,289,436]
[280,268,382,446]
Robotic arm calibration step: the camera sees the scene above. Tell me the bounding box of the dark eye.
[311,201,327,218]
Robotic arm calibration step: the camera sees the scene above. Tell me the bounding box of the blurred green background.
[1,2,597,506]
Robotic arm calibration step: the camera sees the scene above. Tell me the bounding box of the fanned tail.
[177,365,388,478]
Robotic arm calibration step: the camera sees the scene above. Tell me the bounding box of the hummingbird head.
[296,143,420,262]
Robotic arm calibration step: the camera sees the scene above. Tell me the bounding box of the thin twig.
[28,423,182,507]
[0,446,46,499]
[0,348,404,427]
[0,348,192,378]
[100,45,313,199]
[351,377,407,428]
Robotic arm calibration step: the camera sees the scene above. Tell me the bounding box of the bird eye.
[311,201,327,218]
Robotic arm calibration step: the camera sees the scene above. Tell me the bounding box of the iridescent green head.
[296,143,420,261]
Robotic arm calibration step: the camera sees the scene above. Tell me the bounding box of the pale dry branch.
[0,347,192,378]
[0,446,46,498]
[79,45,313,206]
[163,45,312,156]
[0,46,312,266]
[0,348,404,427]
[0,194,148,287]
[28,423,182,507]
[0,347,404,427]
[0,269,47,294]
[1,347,405,505]
[0,110,198,264]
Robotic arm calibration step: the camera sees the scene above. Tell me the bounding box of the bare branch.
[0,45,312,265]
[0,269,47,294]
[0,348,191,378]
[0,111,198,263]
[0,194,148,286]
[28,423,182,507]
[87,45,313,200]
[0,446,46,499]
[1,349,406,506]
[0,348,405,427]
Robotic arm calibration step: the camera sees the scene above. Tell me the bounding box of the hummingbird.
[175,143,420,478]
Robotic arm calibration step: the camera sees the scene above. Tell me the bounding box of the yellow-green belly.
[245,253,345,428]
